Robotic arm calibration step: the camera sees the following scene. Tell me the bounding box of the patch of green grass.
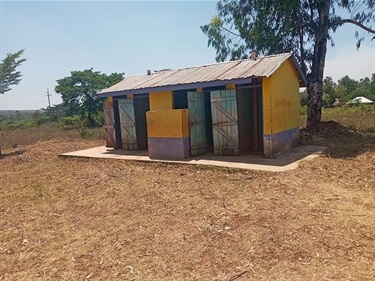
[300,105,375,132]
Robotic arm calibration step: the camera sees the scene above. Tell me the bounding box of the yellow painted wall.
[149,91,173,111]
[226,84,236,90]
[262,81,272,135]
[146,109,189,138]
[262,58,300,135]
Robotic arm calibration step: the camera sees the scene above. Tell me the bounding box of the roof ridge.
[126,53,293,78]
[167,52,292,72]
[97,52,305,96]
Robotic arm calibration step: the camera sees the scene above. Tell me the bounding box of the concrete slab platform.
[60,145,327,172]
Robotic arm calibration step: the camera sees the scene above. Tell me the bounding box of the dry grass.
[0,123,104,150]
[300,105,375,133]
[1,126,375,280]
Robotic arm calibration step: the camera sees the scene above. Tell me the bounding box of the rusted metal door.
[210,89,239,155]
[188,92,207,156]
[118,99,137,150]
[103,102,116,148]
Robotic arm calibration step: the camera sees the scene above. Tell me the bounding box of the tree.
[322,76,337,106]
[370,74,375,100]
[55,69,124,126]
[0,49,26,94]
[201,0,375,127]
[355,77,372,99]
[336,75,359,101]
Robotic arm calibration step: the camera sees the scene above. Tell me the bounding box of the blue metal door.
[210,90,239,156]
[188,92,207,156]
[118,99,137,150]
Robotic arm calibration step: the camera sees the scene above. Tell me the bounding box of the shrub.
[79,127,94,139]
[60,116,82,127]
[299,105,307,115]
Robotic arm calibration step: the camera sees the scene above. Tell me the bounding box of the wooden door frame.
[187,91,207,156]
[210,89,240,156]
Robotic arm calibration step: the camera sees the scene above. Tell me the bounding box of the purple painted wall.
[148,137,190,160]
[263,127,299,158]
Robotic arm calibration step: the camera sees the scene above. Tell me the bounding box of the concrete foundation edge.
[263,127,300,158]
[148,137,190,160]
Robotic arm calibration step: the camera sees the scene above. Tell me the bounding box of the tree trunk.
[306,78,324,127]
[306,0,331,128]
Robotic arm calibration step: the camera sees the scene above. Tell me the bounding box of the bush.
[2,120,36,130]
[60,116,82,127]
[79,127,94,139]
[35,115,50,126]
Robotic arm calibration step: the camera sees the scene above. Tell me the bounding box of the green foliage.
[60,116,82,127]
[201,1,374,68]
[0,49,27,94]
[322,105,375,132]
[322,74,375,106]
[300,104,375,132]
[300,90,308,106]
[201,0,375,126]
[42,103,68,123]
[0,110,38,122]
[55,69,123,127]
[299,105,307,115]
[2,120,36,130]
[201,1,306,64]
[322,76,337,107]
[79,127,94,139]
[90,111,104,127]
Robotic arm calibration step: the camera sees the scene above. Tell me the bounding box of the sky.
[0,0,374,110]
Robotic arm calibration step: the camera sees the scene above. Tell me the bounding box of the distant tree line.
[16,69,124,129]
[301,74,375,108]
[54,69,124,127]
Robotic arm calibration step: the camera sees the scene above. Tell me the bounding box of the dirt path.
[1,132,374,280]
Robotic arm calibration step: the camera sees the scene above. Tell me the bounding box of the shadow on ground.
[0,149,26,160]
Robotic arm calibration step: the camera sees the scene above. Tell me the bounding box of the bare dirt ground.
[1,124,375,280]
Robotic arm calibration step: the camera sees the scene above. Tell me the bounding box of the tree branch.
[330,19,375,36]
[220,26,241,37]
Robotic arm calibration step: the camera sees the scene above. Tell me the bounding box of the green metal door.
[118,99,137,150]
[210,89,239,156]
[188,92,207,156]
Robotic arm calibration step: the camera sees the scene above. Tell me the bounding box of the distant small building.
[346,96,374,105]
[98,53,307,160]
[332,98,342,108]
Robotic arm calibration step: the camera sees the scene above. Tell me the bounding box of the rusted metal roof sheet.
[98,53,306,97]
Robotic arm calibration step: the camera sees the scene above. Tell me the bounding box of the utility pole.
[46,88,51,108]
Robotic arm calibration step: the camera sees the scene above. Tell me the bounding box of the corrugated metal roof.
[98,53,306,97]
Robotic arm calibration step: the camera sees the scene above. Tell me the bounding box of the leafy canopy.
[201,0,375,74]
[0,49,27,94]
[320,74,375,107]
[55,69,123,123]
[201,0,375,126]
